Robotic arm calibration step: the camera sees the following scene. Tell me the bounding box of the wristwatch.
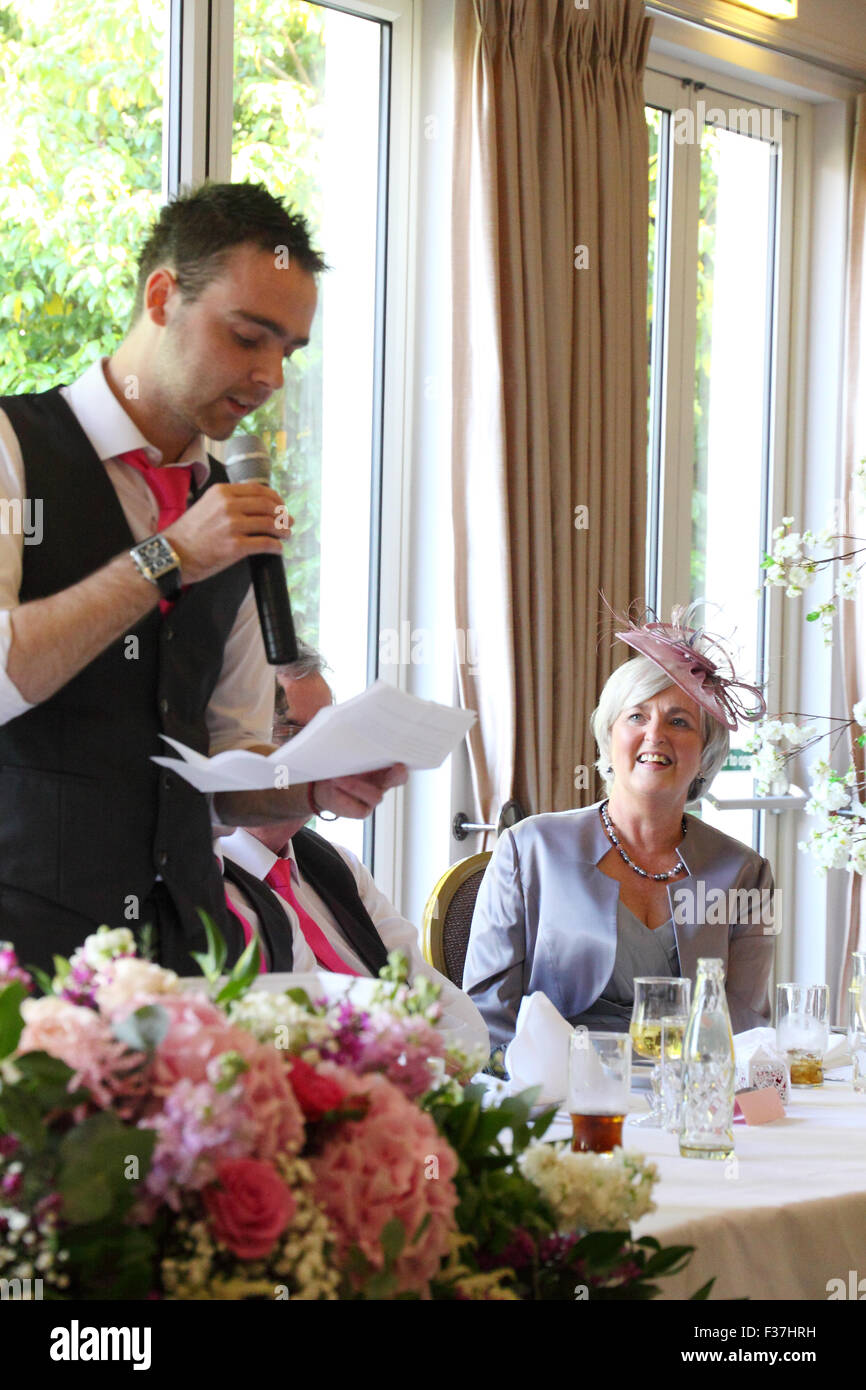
[129,535,182,600]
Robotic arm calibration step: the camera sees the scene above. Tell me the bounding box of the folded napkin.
[503,992,573,1105]
[735,1025,851,1076]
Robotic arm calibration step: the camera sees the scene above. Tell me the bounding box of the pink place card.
[734,1087,786,1125]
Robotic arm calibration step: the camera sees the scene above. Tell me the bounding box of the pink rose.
[202,1158,295,1260]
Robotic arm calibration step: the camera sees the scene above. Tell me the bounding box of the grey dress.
[463,802,775,1048]
[574,902,681,1032]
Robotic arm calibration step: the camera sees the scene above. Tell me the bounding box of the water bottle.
[679,957,735,1160]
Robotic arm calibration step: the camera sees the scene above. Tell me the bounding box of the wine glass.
[628,977,691,1129]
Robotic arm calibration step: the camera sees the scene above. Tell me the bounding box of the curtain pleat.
[452,0,652,825]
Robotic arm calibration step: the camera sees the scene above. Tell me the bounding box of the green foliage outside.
[0,0,331,641]
[645,106,719,602]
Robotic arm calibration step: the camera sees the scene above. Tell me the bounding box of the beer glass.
[568,1031,630,1153]
[775,983,829,1086]
[629,977,691,1128]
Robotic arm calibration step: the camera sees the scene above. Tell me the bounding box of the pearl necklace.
[600,800,687,882]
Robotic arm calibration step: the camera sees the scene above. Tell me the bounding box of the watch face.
[138,536,176,579]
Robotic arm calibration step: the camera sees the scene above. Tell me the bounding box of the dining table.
[545,1073,866,1301]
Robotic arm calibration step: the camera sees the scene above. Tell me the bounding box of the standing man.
[0,182,404,973]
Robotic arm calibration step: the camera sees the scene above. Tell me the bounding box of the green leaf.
[690,1277,716,1300]
[26,965,54,996]
[52,955,71,983]
[379,1218,406,1263]
[0,1086,44,1151]
[57,1111,156,1224]
[806,610,820,622]
[215,935,262,1006]
[0,980,27,1059]
[190,909,228,982]
[286,987,313,1007]
[111,1003,168,1052]
[11,1050,86,1111]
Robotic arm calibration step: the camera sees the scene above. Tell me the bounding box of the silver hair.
[590,655,729,803]
[276,640,329,682]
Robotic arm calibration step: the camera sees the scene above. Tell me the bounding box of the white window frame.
[646,22,860,993]
[164,0,418,909]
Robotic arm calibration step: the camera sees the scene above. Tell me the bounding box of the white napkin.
[503,991,573,1104]
[735,1025,850,1070]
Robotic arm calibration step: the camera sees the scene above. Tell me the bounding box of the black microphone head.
[225,433,271,484]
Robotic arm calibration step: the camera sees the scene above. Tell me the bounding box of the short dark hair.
[132,181,327,319]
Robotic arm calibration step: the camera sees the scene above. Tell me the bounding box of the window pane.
[232,1,384,857]
[0,0,166,393]
[692,120,777,844]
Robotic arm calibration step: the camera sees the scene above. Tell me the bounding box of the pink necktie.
[265,858,360,976]
[224,891,268,975]
[119,447,192,530]
[119,447,192,611]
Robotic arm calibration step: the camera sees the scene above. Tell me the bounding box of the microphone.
[224,433,298,665]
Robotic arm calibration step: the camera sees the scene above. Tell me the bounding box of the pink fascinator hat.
[613,602,766,731]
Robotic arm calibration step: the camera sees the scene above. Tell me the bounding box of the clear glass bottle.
[679,957,735,1160]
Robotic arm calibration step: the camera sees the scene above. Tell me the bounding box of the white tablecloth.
[548,1081,866,1300]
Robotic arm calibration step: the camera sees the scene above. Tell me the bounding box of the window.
[231,1,389,858]
[645,69,796,848]
[0,0,167,392]
[1,0,394,866]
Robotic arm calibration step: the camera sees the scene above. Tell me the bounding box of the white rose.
[82,925,137,969]
[93,957,179,1012]
[853,700,866,729]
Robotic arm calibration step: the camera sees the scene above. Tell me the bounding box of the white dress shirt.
[0,357,273,748]
[213,841,315,970]
[220,826,489,1055]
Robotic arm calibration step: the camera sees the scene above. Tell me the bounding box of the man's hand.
[166,482,291,585]
[213,763,409,828]
[312,763,409,818]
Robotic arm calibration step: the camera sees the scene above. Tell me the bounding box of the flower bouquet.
[0,925,706,1300]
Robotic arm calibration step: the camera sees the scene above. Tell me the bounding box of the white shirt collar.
[61,358,210,484]
[219,826,298,883]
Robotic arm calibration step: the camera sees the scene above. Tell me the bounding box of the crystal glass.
[679,958,735,1160]
[568,1031,631,1153]
[628,977,691,1129]
[848,976,866,1095]
[776,983,829,1087]
[659,1018,685,1132]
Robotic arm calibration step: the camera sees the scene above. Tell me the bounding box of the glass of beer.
[568,1031,631,1153]
[628,977,691,1128]
[776,983,829,1086]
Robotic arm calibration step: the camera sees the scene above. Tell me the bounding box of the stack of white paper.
[152,679,476,793]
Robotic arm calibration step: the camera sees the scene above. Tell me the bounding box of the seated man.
[219,646,489,1054]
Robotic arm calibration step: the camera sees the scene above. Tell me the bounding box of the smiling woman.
[463,608,775,1048]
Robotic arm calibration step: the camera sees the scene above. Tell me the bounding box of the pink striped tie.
[265,858,360,976]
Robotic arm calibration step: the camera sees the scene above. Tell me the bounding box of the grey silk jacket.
[463,803,775,1047]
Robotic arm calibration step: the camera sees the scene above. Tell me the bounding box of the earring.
[605,765,613,776]
[695,775,705,788]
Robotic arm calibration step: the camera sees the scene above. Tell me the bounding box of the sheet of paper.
[152,679,476,793]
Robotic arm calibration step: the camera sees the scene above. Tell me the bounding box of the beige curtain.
[840,94,866,1014]
[452,0,651,828]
